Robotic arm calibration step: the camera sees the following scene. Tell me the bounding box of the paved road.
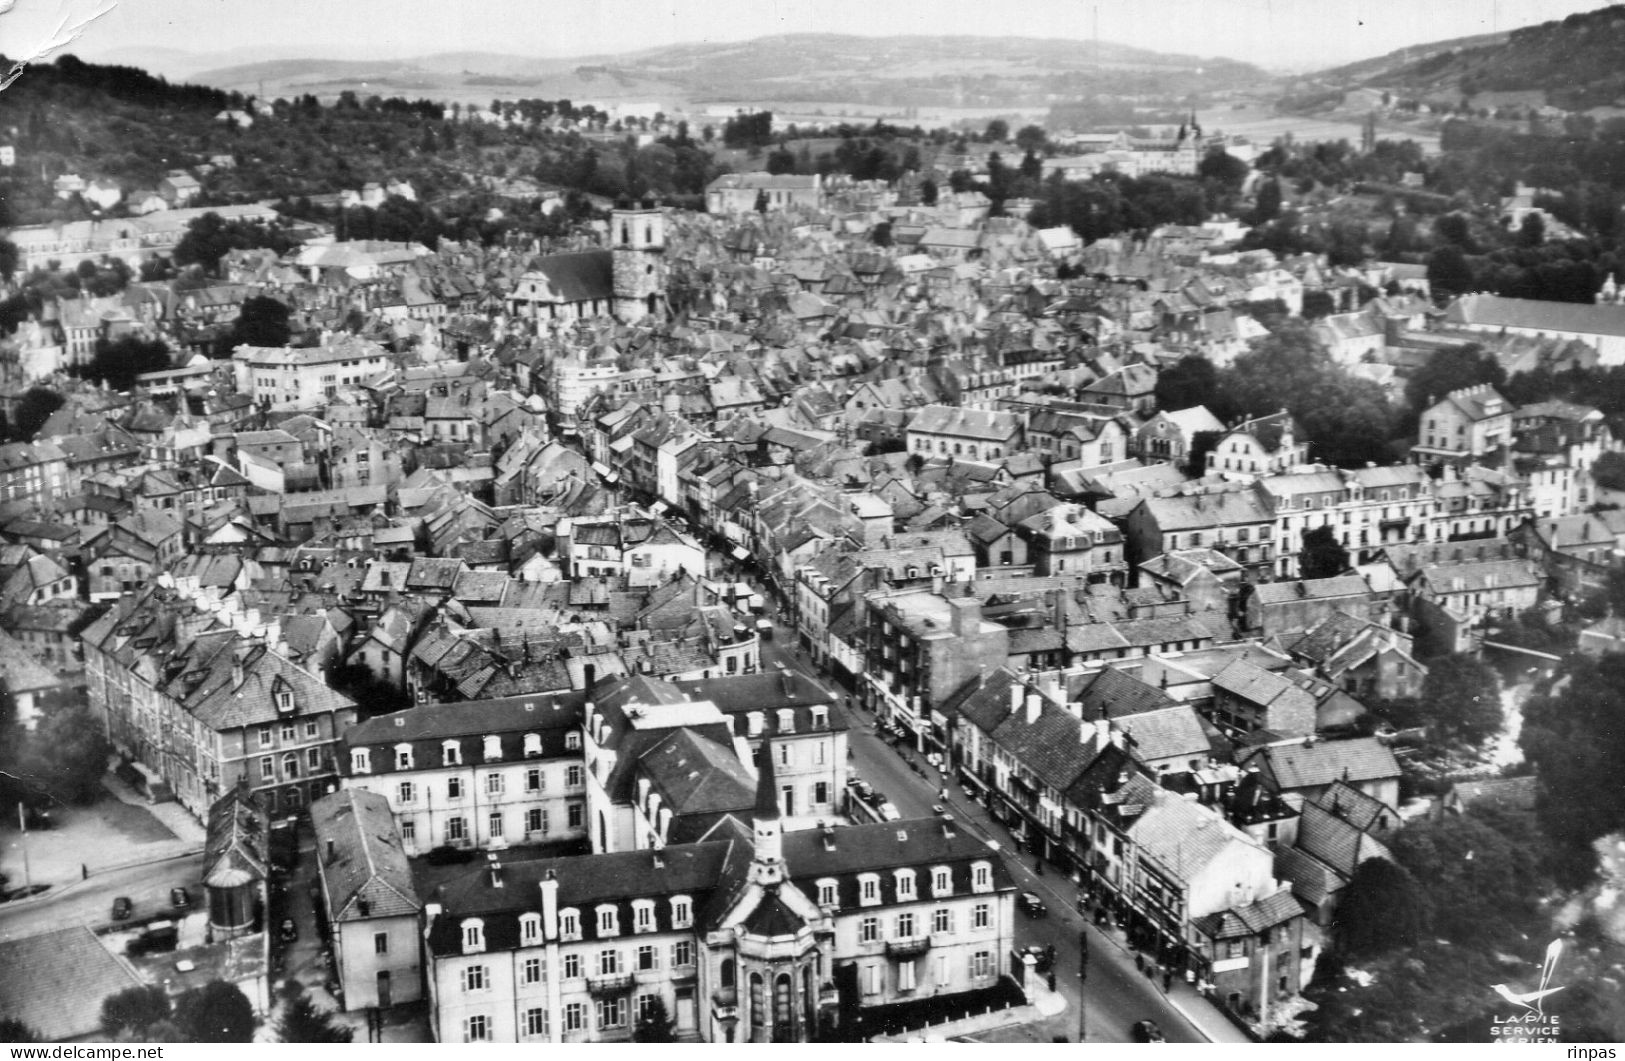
[0,851,203,942]
[755,616,1206,1045]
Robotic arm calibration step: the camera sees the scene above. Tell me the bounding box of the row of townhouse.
[82,581,358,820]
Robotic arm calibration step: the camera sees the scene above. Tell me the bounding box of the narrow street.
[0,851,203,943]
[758,608,1231,1044]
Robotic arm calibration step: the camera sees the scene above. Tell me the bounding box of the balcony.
[670,963,698,983]
[885,936,931,959]
[586,972,636,997]
[818,981,839,1008]
[711,986,738,1009]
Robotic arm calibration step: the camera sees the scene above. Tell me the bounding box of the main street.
[0,851,203,943]
[757,619,1217,1044]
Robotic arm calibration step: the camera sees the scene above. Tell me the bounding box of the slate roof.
[1250,575,1369,606]
[1194,887,1305,940]
[343,692,584,772]
[0,928,140,1039]
[1128,788,1265,882]
[1240,737,1400,794]
[312,788,421,922]
[638,727,757,818]
[1446,294,1625,340]
[523,250,615,304]
[203,786,268,888]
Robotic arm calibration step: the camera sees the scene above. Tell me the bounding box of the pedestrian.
[1135,954,1145,974]
[1163,969,1173,993]
[1047,971,1057,992]
[81,863,88,881]
[1144,963,1155,982]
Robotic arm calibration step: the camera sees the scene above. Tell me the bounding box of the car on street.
[280,918,298,943]
[112,896,133,920]
[1018,892,1048,918]
[170,887,191,910]
[1131,1020,1166,1043]
[847,778,873,801]
[877,801,902,821]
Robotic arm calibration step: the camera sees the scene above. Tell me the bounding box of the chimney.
[539,869,559,933]
[1025,692,1041,725]
[1092,718,1113,753]
[232,650,246,690]
[1009,682,1023,716]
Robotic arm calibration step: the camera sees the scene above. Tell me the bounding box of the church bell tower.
[611,199,666,322]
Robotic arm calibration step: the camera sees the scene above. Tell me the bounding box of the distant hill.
[1317,3,1625,109]
[186,33,1266,110]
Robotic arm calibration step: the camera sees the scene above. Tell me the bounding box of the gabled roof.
[1240,736,1400,795]
[312,788,421,922]
[0,927,143,1041]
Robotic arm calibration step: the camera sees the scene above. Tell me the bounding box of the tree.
[871,221,893,247]
[274,981,353,1043]
[10,387,62,442]
[1426,245,1475,301]
[24,702,113,805]
[1522,652,1625,885]
[1330,858,1424,958]
[1220,319,1397,467]
[920,178,938,206]
[1517,211,1546,247]
[983,119,1009,143]
[1153,354,1223,414]
[1419,653,1501,745]
[1298,525,1350,580]
[1014,124,1047,154]
[0,1017,42,1042]
[632,995,677,1042]
[174,981,256,1043]
[1250,179,1282,224]
[230,295,293,350]
[1402,344,1504,433]
[101,985,172,1039]
[83,335,172,391]
[1593,450,1625,492]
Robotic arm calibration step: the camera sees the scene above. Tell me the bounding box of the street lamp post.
[15,802,30,891]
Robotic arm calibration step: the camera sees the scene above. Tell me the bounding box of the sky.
[0,0,1616,72]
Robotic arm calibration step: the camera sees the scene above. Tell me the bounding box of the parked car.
[1131,1020,1166,1042]
[112,896,133,920]
[170,887,191,910]
[878,802,902,822]
[1018,892,1048,918]
[279,918,298,943]
[847,778,873,801]
[0,884,50,902]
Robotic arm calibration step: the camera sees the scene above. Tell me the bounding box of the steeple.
[751,741,785,878]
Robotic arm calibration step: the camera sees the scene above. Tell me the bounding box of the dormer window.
[931,865,952,898]
[596,904,619,937]
[566,731,581,751]
[777,709,795,734]
[520,913,542,944]
[816,879,838,908]
[350,749,371,774]
[482,735,502,762]
[559,908,580,940]
[858,873,880,906]
[632,900,656,933]
[274,681,295,714]
[894,869,916,901]
[747,712,763,737]
[972,861,993,893]
[671,895,692,928]
[443,740,462,766]
[462,918,485,954]
[523,733,543,758]
[811,707,828,728]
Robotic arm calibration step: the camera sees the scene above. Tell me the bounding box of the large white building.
[421,750,1018,1043]
[232,336,392,409]
[341,694,590,856]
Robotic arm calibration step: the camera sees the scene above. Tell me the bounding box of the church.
[506,200,667,325]
[419,748,1019,1042]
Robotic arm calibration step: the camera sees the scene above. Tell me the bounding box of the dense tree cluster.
[1521,652,1625,886]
